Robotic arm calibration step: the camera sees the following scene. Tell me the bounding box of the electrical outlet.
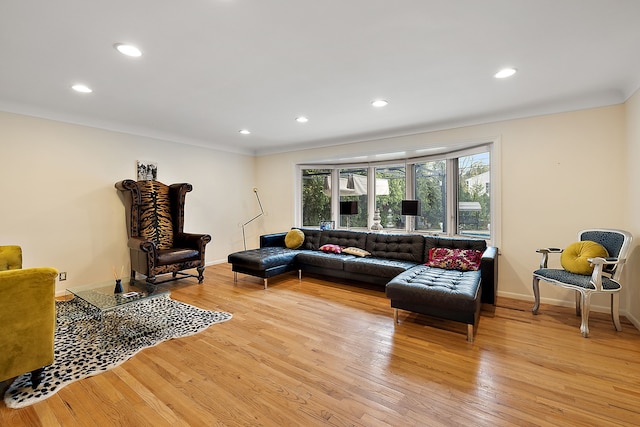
[59,272,67,281]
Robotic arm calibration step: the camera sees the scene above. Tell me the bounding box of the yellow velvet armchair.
[0,246,57,387]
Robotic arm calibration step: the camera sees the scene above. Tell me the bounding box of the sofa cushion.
[343,257,417,279]
[157,248,200,265]
[319,230,367,249]
[365,233,425,263]
[295,250,353,270]
[298,228,323,251]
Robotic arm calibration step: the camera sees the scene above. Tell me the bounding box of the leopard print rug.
[4,295,232,408]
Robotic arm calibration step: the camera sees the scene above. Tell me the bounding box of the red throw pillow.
[319,244,342,254]
[426,248,482,271]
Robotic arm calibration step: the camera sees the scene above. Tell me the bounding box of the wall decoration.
[137,160,157,181]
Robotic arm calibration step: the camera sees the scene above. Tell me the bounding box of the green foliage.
[302,172,330,226]
[415,161,445,230]
[301,155,491,235]
[375,168,405,228]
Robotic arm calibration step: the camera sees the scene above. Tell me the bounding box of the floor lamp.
[242,188,264,250]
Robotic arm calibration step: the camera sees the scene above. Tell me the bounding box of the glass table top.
[66,278,170,312]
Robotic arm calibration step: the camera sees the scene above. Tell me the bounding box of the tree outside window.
[375,166,405,231]
[457,153,490,238]
[414,160,446,232]
[339,168,367,228]
[301,169,331,227]
[298,146,492,240]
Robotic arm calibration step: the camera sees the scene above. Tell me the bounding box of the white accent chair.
[532,229,633,337]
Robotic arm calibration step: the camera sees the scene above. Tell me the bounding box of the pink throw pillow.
[319,244,342,254]
[425,248,482,271]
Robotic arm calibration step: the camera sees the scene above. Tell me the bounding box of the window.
[413,160,447,233]
[298,143,494,241]
[375,165,406,231]
[301,168,331,227]
[339,168,367,228]
[457,152,490,238]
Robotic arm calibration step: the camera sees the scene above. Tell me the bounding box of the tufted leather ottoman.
[227,247,299,289]
[386,265,482,341]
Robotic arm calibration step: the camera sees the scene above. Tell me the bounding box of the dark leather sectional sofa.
[228,228,498,341]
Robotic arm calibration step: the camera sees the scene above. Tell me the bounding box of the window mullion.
[368,166,376,229]
[447,158,458,235]
[331,169,340,224]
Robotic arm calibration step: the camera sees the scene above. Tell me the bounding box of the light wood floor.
[2,263,640,426]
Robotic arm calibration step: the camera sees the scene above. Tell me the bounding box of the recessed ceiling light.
[114,43,142,57]
[72,84,92,93]
[494,68,517,79]
[239,129,251,135]
[296,116,309,123]
[371,99,388,107]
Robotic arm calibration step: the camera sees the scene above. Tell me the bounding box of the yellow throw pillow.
[560,241,609,275]
[285,229,305,249]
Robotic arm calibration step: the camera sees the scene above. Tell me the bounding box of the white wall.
[256,105,638,321]
[1,111,255,293]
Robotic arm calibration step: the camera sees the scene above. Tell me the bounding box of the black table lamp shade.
[401,200,420,216]
[340,201,358,215]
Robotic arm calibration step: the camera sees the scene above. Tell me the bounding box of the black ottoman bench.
[386,265,482,342]
[227,247,299,289]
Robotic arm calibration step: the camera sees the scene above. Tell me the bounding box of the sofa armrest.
[127,237,157,255]
[260,232,287,248]
[175,232,212,251]
[480,246,499,305]
[0,267,58,381]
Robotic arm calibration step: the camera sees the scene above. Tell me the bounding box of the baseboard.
[206,259,228,266]
[625,311,640,331]
[498,291,640,332]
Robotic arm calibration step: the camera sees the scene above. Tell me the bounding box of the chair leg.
[30,367,45,388]
[394,308,399,324]
[467,324,474,342]
[580,292,591,338]
[196,266,205,284]
[611,293,622,332]
[532,277,541,314]
[234,271,238,282]
[298,269,302,280]
[263,278,268,289]
[575,291,581,316]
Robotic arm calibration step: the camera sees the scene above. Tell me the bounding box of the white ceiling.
[2,0,640,156]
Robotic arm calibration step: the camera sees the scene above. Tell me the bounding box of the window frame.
[296,139,500,246]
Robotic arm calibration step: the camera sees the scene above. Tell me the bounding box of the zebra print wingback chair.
[115,180,211,284]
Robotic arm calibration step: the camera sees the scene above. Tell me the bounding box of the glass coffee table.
[64,278,171,347]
